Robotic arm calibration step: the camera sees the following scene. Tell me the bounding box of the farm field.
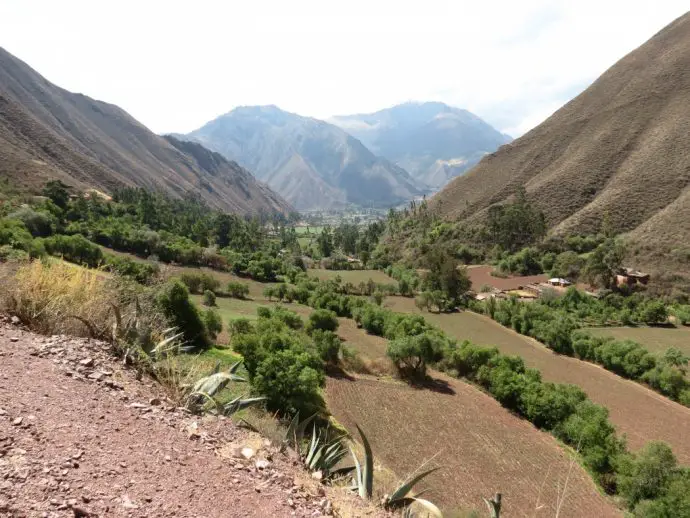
[294,226,324,235]
[307,268,394,285]
[326,373,619,517]
[384,296,690,463]
[466,264,548,291]
[585,325,690,355]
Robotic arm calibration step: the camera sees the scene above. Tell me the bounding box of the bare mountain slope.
[330,102,511,189]
[186,106,424,210]
[0,48,290,214]
[432,12,690,268]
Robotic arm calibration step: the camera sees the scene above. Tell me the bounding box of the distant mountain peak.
[185,105,425,210]
[329,102,510,188]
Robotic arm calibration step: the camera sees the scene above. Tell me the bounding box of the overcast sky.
[1,1,687,136]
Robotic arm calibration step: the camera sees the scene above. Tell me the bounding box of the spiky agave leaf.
[191,371,245,396]
[223,396,266,415]
[350,446,365,498]
[282,412,301,452]
[387,468,440,507]
[355,424,374,499]
[186,390,223,414]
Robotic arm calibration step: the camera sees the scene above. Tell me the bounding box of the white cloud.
[1,0,687,136]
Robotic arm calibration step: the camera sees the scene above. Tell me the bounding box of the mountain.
[431,12,690,273]
[0,48,291,215]
[184,106,424,211]
[329,102,511,189]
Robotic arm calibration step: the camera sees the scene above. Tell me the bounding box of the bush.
[202,289,216,307]
[638,300,669,325]
[201,308,222,340]
[228,318,253,337]
[386,332,444,379]
[7,207,56,237]
[617,442,677,508]
[42,234,103,267]
[156,281,210,349]
[311,329,341,364]
[105,255,159,284]
[179,272,220,295]
[252,348,324,415]
[306,309,339,334]
[227,281,250,299]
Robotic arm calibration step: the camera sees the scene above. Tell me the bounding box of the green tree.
[43,180,70,209]
[306,309,339,334]
[617,442,677,508]
[423,248,471,311]
[202,289,216,307]
[317,226,334,258]
[584,239,626,289]
[156,281,210,349]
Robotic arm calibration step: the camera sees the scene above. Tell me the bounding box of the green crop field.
[294,226,324,235]
[585,326,690,355]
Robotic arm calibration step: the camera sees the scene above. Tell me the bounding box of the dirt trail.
[0,319,381,518]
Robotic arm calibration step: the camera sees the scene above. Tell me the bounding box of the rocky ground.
[0,318,385,517]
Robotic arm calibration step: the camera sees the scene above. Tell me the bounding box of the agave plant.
[350,425,442,516]
[185,361,265,415]
[281,413,352,481]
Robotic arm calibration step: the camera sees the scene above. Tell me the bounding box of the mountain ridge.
[429,12,690,274]
[0,47,291,215]
[330,101,511,188]
[185,105,425,211]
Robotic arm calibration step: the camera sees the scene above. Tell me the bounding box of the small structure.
[616,268,650,287]
[548,278,572,287]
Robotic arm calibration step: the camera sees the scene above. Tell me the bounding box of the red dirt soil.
[0,320,383,518]
[385,297,690,464]
[467,265,548,291]
[326,373,621,517]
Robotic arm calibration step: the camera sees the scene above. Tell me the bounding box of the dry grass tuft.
[3,259,113,336]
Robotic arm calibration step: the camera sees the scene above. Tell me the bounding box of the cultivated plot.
[384,297,690,463]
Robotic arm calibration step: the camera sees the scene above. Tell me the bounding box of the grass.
[2,259,113,337]
[308,268,395,285]
[585,325,690,355]
[294,226,324,235]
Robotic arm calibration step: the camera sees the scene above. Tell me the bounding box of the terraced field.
[384,297,690,463]
[307,269,395,285]
[585,325,690,355]
[326,373,619,517]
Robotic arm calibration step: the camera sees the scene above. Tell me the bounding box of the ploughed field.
[466,265,548,291]
[585,325,690,355]
[384,297,690,463]
[326,373,619,517]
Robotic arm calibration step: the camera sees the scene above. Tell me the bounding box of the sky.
[1,1,688,137]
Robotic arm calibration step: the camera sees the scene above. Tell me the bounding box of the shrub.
[202,289,216,307]
[42,234,103,267]
[105,255,159,284]
[179,272,220,295]
[386,332,444,379]
[228,317,253,337]
[201,308,222,340]
[306,309,339,334]
[617,442,677,508]
[638,300,669,325]
[252,348,324,415]
[311,329,341,364]
[7,207,56,237]
[156,280,210,349]
[227,281,250,299]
